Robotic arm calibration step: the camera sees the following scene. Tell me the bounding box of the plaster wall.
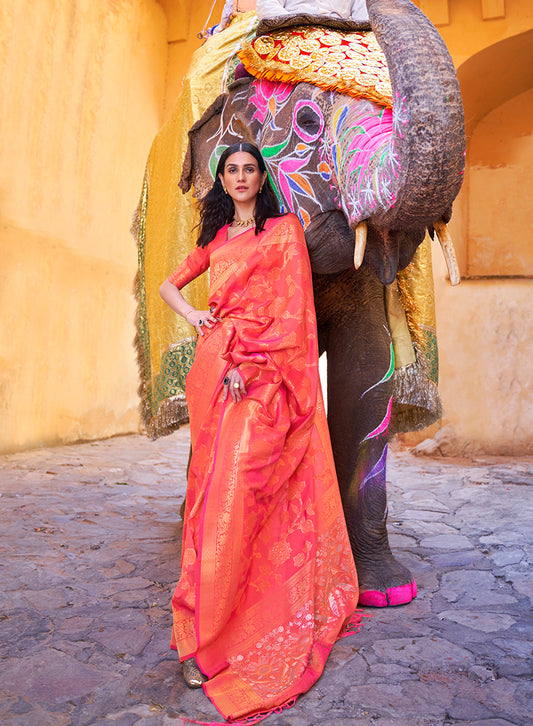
[160,0,226,118]
[422,0,533,454]
[418,0,533,64]
[432,247,533,455]
[0,0,168,452]
[467,88,533,277]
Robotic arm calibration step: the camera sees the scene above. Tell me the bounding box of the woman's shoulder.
[261,215,307,259]
[207,223,231,248]
[267,213,304,232]
[270,213,306,243]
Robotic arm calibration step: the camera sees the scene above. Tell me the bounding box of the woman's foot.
[182,657,207,689]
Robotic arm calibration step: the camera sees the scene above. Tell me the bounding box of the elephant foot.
[358,579,417,607]
[356,555,417,607]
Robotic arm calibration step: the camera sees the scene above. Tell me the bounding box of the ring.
[233,382,240,389]
[223,377,229,385]
[197,319,204,327]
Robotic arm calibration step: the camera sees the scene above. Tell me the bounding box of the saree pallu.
[169,215,359,722]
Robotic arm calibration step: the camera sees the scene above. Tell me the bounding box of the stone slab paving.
[0,430,532,726]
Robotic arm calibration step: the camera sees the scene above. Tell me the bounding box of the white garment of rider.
[257,0,369,22]
[215,0,257,33]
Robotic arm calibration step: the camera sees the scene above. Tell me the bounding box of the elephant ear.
[179,92,228,198]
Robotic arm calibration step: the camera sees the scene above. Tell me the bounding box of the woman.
[160,143,360,723]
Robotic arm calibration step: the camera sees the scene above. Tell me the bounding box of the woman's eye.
[225,166,257,173]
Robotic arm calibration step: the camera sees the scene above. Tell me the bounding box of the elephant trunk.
[366,0,465,228]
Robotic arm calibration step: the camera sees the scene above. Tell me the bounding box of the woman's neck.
[233,202,256,222]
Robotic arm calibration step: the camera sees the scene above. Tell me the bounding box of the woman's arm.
[159,280,218,336]
[160,278,244,398]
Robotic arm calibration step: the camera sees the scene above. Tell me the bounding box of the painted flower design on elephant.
[247,81,331,228]
[249,78,293,125]
[277,154,320,224]
[358,441,389,495]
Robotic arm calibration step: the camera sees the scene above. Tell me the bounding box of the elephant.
[177,0,465,606]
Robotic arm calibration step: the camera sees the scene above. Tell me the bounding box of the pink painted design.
[277,155,314,213]
[327,100,397,221]
[388,580,417,606]
[343,107,393,180]
[363,395,393,442]
[358,579,417,608]
[249,79,293,124]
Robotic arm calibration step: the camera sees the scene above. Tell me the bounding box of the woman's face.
[219,151,267,207]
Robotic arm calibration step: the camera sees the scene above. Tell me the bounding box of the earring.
[222,185,228,194]
[259,184,263,194]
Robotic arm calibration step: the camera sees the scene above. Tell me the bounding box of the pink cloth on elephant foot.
[358,579,417,607]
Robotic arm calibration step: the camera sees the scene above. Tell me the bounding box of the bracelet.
[185,310,195,323]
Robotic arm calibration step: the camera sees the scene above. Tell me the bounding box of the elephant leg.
[316,268,416,607]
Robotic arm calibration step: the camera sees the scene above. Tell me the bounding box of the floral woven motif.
[238,26,392,108]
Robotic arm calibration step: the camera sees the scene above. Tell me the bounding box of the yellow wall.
[468,88,533,276]
[432,249,533,455]
[160,0,226,118]
[416,0,533,454]
[2,0,532,454]
[0,0,213,453]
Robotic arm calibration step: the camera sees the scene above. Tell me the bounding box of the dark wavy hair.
[196,142,284,248]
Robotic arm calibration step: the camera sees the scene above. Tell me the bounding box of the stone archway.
[454,30,533,277]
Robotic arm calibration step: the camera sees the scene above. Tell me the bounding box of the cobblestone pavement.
[1,429,532,726]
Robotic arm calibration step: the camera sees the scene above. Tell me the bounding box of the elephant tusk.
[354,221,367,269]
[433,218,460,286]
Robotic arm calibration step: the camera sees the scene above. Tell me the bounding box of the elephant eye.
[293,101,324,143]
[296,107,321,134]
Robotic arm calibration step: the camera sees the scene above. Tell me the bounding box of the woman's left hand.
[223,368,247,403]
[186,309,219,336]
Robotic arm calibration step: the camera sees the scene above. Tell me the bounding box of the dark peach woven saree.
[169,214,360,722]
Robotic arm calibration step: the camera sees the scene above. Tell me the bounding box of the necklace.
[232,216,255,227]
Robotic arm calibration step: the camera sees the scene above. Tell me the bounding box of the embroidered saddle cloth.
[238,24,392,108]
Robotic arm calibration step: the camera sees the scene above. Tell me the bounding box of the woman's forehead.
[225,151,258,167]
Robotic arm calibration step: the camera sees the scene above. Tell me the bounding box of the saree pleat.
[170,215,359,722]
